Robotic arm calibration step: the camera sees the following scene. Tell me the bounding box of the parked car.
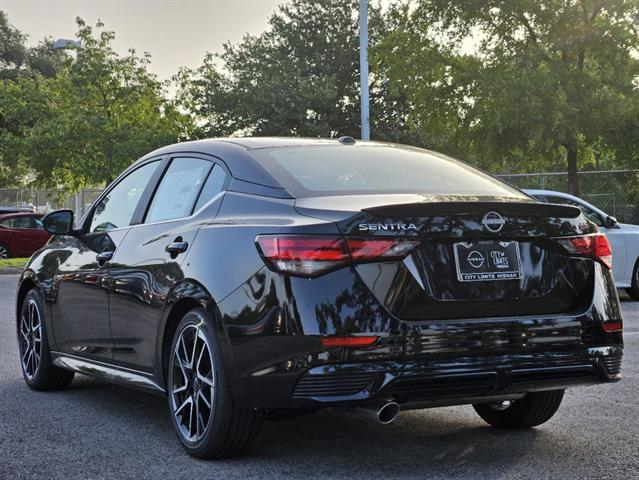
[0,206,34,215]
[17,138,623,459]
[0,212,50,259]
[525,189,639,299]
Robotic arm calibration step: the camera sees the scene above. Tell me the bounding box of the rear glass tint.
[254,145,526,198]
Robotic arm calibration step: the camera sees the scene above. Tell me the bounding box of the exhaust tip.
[377,402,400,424]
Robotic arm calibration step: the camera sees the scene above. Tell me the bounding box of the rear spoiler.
[362,201,581,218]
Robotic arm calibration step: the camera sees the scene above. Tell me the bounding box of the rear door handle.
[165,241,188,255]
[96,250,114,264]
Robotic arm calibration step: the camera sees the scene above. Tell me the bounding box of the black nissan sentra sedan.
[16,137,623,458]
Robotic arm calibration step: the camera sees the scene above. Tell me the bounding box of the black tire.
[18,289,75,390]
[625,258,639,300]
[473,390,565,429]
[0,242,10,259]
[167,308,262,459]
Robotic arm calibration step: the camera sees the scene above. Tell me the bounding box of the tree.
[1,18,191,190]
[375,0,639,194]
[0,11,71,186]
[0,11,68,80]
[176,0,425,145]
[0,10,27,77]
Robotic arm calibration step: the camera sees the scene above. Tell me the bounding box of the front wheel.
[473,390,565,429]
[167,308,262,459]
[0,242,10,259]
[625,258,639,300]
[18,289,75,390]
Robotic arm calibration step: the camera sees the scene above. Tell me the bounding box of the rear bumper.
[238,345,622,409]
[219,261,624,410]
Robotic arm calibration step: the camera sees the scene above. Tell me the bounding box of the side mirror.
[604,215,618,228]
[42,210,75,235]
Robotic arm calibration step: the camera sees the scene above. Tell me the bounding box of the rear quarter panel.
[183,192,340,302]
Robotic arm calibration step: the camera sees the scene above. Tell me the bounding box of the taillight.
[557,233,612,270]
[256,235,420,277]
[347,238,420,261]
[321,335,379,348]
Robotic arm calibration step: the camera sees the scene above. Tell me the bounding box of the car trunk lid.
[296,194,596,320]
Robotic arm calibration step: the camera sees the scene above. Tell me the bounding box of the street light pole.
[359,0,370,140]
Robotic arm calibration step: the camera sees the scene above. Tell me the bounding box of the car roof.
[524,189,586,202]
[135,137,394,189]
[524,189,571,196]
[217,137,350,150]
[0,206,32,214]
[0,212,41,220]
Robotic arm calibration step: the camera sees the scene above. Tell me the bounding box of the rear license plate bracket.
[453,241,523,282]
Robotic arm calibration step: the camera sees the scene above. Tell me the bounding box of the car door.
[108,156,228,372]
[51,159,164,363]
[545,194,628,281]
[8,215,49,257]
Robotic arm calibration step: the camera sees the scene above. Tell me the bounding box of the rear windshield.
[253,145,526,198]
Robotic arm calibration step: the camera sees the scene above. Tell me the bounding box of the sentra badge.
[358,223,419,232]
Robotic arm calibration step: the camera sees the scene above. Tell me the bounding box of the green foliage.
[0,11,27,76]
[1,17,191,189]
[0,11,68,79]
[0,257,28,269]
[175,0,425,145]
[0,11,72,186]
[375,0,639,193]
[3,3,639,193]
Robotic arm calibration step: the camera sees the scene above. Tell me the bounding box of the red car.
[0,212,51,259]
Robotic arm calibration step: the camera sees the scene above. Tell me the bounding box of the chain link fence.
[0,188,102,217]
[3,169,639,224]
[498,170,639,224]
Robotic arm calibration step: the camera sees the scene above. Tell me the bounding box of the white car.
[525,189,639,299]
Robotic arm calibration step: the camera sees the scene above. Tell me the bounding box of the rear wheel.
[18,289,75,390]
[167,309,262,459]
[0,242,10,259]
[625,258,639,300]
[473,390,565,429]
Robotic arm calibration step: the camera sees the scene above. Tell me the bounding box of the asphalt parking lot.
[0,274,637,480]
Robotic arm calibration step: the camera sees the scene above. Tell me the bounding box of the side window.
[90,161,160,233]
[0,219,11,228]
[9,216,39,229]
[145,158,212,223]
[193,164,227,212]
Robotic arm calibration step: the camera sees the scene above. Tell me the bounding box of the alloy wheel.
[19,298,42,380]
[170,324,216,443]
[0,245,8,259]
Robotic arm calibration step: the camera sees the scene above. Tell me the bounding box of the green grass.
[0,257,28,269]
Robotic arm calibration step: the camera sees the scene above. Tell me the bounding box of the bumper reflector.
[602,320,622,332]
[322,336,379,348]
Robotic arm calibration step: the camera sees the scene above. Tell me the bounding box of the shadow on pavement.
[1,373,562,478]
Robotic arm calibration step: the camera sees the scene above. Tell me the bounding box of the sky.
[1,0,288,80]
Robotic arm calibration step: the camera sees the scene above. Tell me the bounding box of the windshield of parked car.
[254,145,527,198]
